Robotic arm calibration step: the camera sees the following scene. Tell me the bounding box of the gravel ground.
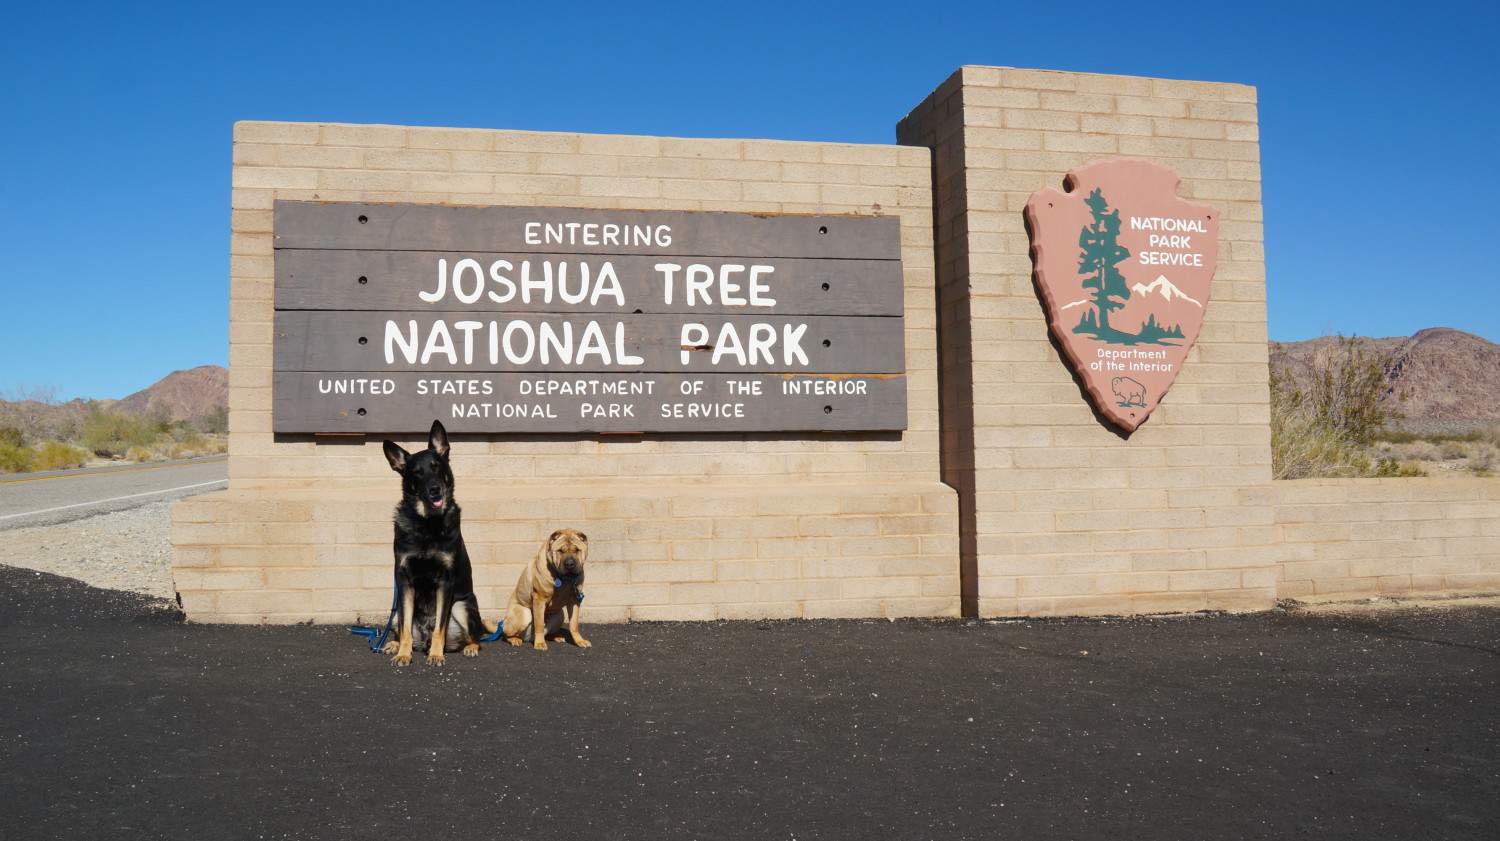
[0,500,174,599]
[2,567,1497,840]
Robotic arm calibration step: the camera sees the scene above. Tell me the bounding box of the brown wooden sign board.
[275,250,903,316]
[274,202,901,259]
[272,202,907,435]
[273,372,906,434]
[274,311,904,374]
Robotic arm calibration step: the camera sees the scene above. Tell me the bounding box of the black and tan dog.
[381,420,498,666]
[501,528,591,650]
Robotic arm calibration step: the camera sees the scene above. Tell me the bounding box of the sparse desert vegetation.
[1372,427,1500,477]
[0,407,226,474]
[1271,335,1498,478]
[0,367,228,473]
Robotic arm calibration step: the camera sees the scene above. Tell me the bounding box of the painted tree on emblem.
[1076,188,1131,338]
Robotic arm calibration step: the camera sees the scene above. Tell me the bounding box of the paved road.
[0,457,227,529]
[0,568,1495,840]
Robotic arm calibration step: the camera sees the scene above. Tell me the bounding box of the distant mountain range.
[1270,328,1500,424]
[0,365,227,440]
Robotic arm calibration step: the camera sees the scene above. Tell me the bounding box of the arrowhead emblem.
[1024,159,1218,432]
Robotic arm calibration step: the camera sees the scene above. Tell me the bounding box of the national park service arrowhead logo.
[1025,159,1218,432]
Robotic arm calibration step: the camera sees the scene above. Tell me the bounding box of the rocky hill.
[1270,328,1500,426]
[114,365,228,423]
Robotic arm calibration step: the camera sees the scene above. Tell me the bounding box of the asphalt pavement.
[0,566,1495,840]
[0,457,227,529]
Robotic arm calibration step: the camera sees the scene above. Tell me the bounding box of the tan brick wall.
[1274,479,1500,601]
[900,66,1277,616]
[174,483,960,624]
[175,120,960,623]
[896,70,978,613]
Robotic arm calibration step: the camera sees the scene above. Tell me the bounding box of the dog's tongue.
[431,498,445,509]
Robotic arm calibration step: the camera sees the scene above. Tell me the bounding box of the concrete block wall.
[174,121,960,623]
[895,71,979,614]
[173,483,959,624]
[899,66,1278,616]
[1274,479,1500,601]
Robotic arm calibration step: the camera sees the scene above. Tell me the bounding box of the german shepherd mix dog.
[381,420,498,666]
[502,529,591,651]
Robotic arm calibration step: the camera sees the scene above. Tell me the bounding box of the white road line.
[0,480,228,522]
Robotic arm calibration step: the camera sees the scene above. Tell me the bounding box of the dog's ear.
[428,419,450,459]
[382,440,409,473]
[576,532,588,544]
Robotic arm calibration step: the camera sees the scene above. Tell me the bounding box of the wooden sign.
[272,202,906,434]
[1025,160,1217,432]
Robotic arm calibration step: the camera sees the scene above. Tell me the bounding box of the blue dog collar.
[553,575,584,602]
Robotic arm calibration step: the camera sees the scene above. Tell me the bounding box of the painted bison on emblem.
[1111,377,1147,408]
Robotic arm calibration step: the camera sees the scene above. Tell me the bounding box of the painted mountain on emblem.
[1130,275,1202,307]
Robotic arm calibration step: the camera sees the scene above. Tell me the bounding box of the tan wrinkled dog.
[502,529,591,650]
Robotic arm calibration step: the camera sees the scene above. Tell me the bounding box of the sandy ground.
[0,500,175,599]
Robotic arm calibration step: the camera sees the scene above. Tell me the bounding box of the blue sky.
[2,1,1497,399]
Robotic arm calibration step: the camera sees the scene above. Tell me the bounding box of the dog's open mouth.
[428,496,446,509]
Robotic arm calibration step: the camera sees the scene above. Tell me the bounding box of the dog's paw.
[380,640,399,655]
[426,651,446,666]
[391,652,412,667]
[462,643,480,658]
[505,636,523,647]
[573,637,592,649]
[532,640,549,652]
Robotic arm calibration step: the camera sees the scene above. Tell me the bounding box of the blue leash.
[349,574,400,653]
[350,575,580,651]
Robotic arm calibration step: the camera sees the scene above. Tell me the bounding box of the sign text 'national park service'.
[1025,159,1217,432]
[272,203,906,434]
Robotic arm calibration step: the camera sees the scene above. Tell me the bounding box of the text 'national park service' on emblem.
[1024,159,1218,432]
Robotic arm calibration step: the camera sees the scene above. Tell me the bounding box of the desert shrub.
[0,426,24,448]
[160,432,226,460]
[126,446,154,463]
[1272,401,1376,479]
[1382,441,1443,461]
[1271,337,1413,480]
[0,442,36,473]
[196,405,229,435]
[1439,440,1467,460]
[1376,426,1498,445]
[81,408,159,457]
[1470,447,1496,476]
[32,441,89,471]
[1298,336,1395,446]
[1373,458,1425,477]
